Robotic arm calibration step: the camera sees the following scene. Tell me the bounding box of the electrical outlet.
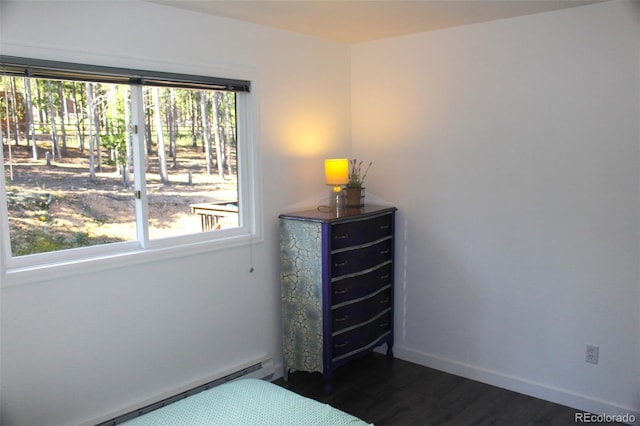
[586,345,599,364]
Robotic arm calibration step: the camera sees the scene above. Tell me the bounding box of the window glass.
[145,87,239,240]
[2,77,138,255]
[1,72,242,259]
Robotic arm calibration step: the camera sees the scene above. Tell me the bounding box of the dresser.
[279,205,396,394]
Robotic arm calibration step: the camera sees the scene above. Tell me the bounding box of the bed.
[120,378,372,425]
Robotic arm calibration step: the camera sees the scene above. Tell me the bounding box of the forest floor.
[3,140,238,256]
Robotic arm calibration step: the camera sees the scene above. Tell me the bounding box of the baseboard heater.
[96,359,273,426]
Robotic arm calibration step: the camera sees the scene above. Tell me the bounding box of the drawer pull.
[334,288,349,295]
[335,315,349,322]
[334,233,349,239]
[379,299,389,304]
[379,225,390,230]
[334,261,348,267]
[379,322,389,328]
[380,249,390,255]
[380,273,390,280]
[335,342,348,348]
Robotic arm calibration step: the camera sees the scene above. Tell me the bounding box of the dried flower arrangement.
[347,159,373,188]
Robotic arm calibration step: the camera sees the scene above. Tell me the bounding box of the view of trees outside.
[1,75,239,257]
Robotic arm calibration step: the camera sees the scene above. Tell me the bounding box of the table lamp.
[324,158,348,211]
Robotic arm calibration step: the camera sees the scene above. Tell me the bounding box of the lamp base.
[329,186,345,214]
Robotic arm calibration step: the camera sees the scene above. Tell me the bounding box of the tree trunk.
[169,88,177,168]
[24,78,38,160]
[9,77,20,145]
[86,82,96,182]
[212,92,224,179]
[57,81,67,156]
[36,81,45,125]
[5,136,13,180]
[152,87,169,184]
[200,91,213,175]
[190,92,198,148]
[224,93,234,178]
[73,82,85,152]
[47,80,62,161]
[3,90,11,142]
[95,104,102,172]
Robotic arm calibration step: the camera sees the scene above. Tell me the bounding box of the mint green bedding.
[122,378,372,425]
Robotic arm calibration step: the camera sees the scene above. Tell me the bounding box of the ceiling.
[146,0,605,44]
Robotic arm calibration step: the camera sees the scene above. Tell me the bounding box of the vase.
[345,187,364,208]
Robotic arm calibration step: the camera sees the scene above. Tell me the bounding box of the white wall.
[353,0,639,420]
[3,0,639,424]
[0,1,351,425]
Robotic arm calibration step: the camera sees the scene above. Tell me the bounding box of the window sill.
[1,230,262,288]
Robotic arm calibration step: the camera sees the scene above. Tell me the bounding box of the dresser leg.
[323,373,333,395]
[386,344,394,359]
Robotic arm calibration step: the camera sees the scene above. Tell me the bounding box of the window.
[0,56,259,274]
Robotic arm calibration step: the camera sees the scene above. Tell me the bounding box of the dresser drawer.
[331,238,392,277]
[332,288,392,333]
[331,214,392,250]
[332,262,392,305]
[332,311,392,359]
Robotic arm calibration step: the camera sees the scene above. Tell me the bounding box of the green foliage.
[6,190,53,210]
[102,116,128,167]
[11,230,67,256]
[101,91,129,167]
[9,224,123,256]
[74,232,89,245]
[0,76,27,135]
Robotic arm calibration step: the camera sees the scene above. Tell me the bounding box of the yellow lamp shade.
[324,158,349,186]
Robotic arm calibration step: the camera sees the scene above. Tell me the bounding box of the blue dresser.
[279,205,396,394]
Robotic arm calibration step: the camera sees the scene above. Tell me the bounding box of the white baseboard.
[81,355,274,426]
[393,345,639,426]
[273,360,285,380]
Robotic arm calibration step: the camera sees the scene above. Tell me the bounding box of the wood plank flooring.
[273,353,624,426]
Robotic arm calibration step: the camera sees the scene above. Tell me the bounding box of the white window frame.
[0,61,262,287]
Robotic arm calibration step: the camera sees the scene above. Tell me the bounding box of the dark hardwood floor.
[273,353,624,426]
